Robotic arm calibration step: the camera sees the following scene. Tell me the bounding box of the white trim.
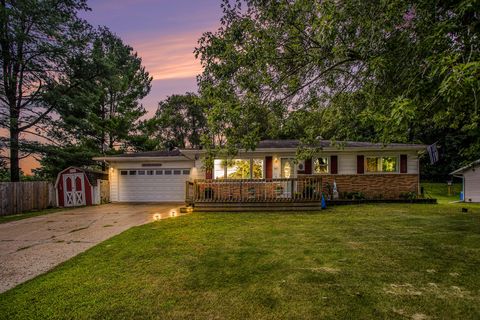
[92,156,188,162]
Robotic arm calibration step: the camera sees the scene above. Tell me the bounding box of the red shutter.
[206,168,213,179]
[400,154,408,173]
[330,155,338,174]
[265,156,273,179]
[357,155,364,174]
[304,159,312,174]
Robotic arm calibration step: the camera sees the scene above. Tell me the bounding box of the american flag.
[427,143,439,164]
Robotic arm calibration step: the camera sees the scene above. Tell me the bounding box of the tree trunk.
[9,128,20,182]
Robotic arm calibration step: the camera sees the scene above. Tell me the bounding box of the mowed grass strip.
[1,204,479,319]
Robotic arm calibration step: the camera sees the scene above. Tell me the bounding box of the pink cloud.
[131,32,204,80]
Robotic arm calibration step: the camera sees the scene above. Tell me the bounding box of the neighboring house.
[451,159,480,203]
[94,139,425,203]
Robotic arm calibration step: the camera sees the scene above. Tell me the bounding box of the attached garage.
[94,150,197,203]
[117,168,191,202]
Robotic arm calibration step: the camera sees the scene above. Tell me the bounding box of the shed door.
[117,168,190,202]
[63,173,86,207]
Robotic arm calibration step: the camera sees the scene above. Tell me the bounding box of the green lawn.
[1,204,480,319]
[422,182,462,203]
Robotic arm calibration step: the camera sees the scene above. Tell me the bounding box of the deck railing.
[186,177,323,204]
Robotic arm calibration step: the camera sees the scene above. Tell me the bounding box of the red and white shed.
[55,167,108,207]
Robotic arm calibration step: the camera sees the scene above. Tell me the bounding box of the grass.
[422,182,462,203]
[1,203,480,319]
[0,207,66,224]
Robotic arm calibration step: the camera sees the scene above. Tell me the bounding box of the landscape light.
[170,209,177,217]
[153,213,161,221]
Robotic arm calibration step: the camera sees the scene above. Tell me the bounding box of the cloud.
[131,33,204,80]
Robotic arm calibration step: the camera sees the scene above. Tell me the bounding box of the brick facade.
[194,174,418,202]
[312,174,419,199]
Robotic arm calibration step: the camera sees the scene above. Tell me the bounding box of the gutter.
[92,156,191,162]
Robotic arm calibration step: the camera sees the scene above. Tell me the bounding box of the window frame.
[313,157,329,174]
[213,158,265,180]
[365,156,399,173]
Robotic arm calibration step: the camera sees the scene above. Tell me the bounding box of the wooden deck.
[185,177,323,205]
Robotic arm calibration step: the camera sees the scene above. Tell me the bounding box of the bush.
[399,192,417,200]
[204,187,214,199]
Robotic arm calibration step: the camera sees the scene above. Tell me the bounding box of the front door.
[280,158,296,197]
[63,173,86,207]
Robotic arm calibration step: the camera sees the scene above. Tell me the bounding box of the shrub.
[399,192,417,200]
[204,187,214,199]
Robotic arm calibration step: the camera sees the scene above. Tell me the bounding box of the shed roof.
[450,159,480,175]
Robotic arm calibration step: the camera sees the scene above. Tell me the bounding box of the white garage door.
[118,168,190,202]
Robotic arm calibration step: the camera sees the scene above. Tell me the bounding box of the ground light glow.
[170,209,177,217]
[153,213,162,221]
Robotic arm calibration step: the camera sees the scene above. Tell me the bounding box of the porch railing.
[186,177,323,204]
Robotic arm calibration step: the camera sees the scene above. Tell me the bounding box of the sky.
[83,0,222,115]
[19,0,223,173]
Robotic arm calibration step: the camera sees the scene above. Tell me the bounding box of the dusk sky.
[82,0,223,116]
[19,0,223,173]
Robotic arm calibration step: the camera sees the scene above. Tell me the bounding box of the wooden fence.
[0,181,56,216]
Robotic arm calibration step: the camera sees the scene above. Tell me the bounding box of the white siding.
[338,154,357,174]
[407,154,419,174]
[464,169,480,203]
[199,151,420,177]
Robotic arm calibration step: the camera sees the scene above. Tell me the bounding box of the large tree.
[53,27,152,152]
[0,0,92,181]
[135,93,207,150]
[195,0,479,177]
[34,28,152,179]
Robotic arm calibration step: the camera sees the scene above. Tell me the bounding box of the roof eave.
[92,156,189,162]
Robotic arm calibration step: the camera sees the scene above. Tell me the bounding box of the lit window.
[252,159,264,179]
[227,159,251,179]
[281,158,295,178]
[314,157,329,174]
[214,158,264,179]
[366,157,398,173]
[382,157,397,172]
[214,159,225,179]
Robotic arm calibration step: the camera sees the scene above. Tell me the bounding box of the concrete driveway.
[0,203,184,293]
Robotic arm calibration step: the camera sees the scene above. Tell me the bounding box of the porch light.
[153,213,162,221]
